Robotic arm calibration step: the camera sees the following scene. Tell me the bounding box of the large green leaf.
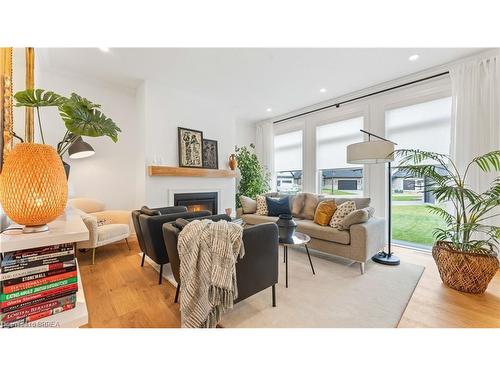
[14,89,67,107]
[59,98,121,142]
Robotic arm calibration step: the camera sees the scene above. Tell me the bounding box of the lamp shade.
[0,143,68,228]
[346,140,394,164]
[68,137,95,159]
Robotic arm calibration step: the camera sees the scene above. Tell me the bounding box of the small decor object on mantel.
[178,127,203,168]
[228,153,237,170]
[395,148,500,294]
[202,138,218,169]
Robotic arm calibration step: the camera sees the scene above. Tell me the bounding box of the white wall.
[36,69,140,210]
[140,81,238,213]
[235,119,256,148]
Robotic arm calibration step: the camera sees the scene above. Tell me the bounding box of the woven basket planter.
[432,241,499,294]
[0,143,68,227]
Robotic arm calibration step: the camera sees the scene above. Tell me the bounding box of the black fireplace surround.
[173,192,218,215]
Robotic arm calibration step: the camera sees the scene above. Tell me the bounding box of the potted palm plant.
[395,149,500,294]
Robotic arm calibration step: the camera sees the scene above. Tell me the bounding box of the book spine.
[1,249,75,267]
[3,243,73,260]
[1,294,77,323]
[0,283,78,309]
[1,277,78,302]
[0,260,76,281]
[0,289,76,314]
[2,302,76,328]
[1,254,75,273]
[1,266,77,287]
[2,270,78,294]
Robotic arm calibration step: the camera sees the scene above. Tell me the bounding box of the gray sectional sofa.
[238,194,386,274]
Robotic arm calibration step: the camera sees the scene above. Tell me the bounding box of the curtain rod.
[273,71,450,124]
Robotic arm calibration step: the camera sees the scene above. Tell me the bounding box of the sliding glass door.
[386,96,452,249]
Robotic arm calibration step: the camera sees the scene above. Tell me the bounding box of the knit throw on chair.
[178,219,244,328]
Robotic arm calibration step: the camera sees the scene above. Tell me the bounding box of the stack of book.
[0,242,78,328]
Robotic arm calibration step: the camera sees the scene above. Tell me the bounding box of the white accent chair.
[69,198,132,264]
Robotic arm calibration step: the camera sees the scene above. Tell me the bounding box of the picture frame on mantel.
[202,138,218,169]
[178,127,203,168]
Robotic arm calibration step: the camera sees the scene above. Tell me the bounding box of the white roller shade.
[274,130,302,171]
[316,116,363,170]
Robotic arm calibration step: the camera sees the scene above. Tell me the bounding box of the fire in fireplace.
[173,192,218,215]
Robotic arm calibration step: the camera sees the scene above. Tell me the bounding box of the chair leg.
[174,284,180,303]
[141,252,146,267]
[272,284,276,307]
[159,264,163,284]
[359,262,365,275]
[125,238,131,251]
[92,248,96,265]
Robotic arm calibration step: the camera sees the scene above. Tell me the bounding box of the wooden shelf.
[148,165,237,178]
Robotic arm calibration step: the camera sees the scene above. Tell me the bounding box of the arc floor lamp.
[346,129,400,266]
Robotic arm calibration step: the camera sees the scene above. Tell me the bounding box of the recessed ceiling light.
[319,88,327,93]
[99,47,110,52]
[409,54,419,61]
[266,108,272,112]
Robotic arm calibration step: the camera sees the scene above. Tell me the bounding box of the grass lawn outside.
[320,189,357,196]
[392,193,422,202]
[392,204,446,247]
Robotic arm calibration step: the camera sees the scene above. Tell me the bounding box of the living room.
[1,2,499,374]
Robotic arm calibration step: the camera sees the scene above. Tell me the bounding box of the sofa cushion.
[256,195,268,215]
[241,214,279,225]
[313,200,337,226]
[303,193,320,220]
[335,197,371,209]
[329,201,357,229]
[239,195,257,214]
[339,207,375,230]
[297,220,350,245]
[292,193,306,217]
[266,196,291,216]
[97,223,130,243]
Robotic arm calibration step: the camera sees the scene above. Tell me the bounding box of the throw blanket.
[178,219,244,328]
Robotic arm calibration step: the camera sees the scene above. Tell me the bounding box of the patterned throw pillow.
[256,195,268,216]
[329,201,356,229]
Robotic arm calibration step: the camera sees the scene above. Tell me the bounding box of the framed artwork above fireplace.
[178,127,203,168]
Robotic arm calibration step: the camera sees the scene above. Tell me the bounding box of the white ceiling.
[39,48,484,123]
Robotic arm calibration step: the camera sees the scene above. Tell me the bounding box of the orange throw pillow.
[314,200,337,226]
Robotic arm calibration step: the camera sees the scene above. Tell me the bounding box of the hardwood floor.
[77,239,500,328]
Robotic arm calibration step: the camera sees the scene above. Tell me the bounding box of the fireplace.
[173,192,218,215]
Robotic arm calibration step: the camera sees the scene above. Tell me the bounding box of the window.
[274,130,303,193]
[386,96,452,249]
[316,116,364,197]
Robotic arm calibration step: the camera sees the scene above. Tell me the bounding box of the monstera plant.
[394,149,500,294]
[14,89,121,157]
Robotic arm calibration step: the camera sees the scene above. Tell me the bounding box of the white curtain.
[255,121,275,191]
[450,54,500,238]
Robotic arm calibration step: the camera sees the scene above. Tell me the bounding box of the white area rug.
[142,247,424,328]
[221,247,424,328]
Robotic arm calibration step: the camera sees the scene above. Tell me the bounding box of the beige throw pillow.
[329,201,356,229]
[255,195,268,216]
[292,193,306,217]
[302,193,320,220]
[239,195,257,214]
[338,207,375,230]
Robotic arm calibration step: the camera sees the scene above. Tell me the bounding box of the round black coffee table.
[280,232,315,288]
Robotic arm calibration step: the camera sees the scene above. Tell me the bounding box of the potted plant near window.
[395,149,500,294]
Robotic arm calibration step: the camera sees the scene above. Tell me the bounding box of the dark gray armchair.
[162,215,279,306]
[132,206,212,284]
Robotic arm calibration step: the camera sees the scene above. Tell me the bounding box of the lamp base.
[22,224,49,234]
[372,251,400,266]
